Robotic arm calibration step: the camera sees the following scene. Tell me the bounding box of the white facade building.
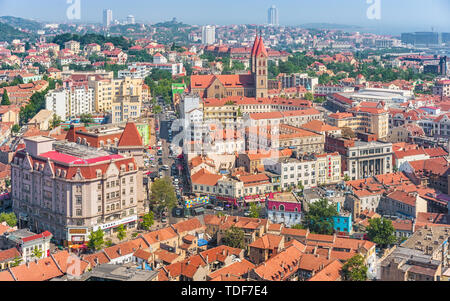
[46,86,94,121]
[202,26,216,45]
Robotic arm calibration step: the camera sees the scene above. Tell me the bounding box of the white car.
[214,206,224,211]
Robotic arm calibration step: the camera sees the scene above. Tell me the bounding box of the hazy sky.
[0,0,449,34]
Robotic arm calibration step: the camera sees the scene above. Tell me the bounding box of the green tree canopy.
[0,212,17,227]
[302,199,338,235]
[87,229,105,251]
[366,218,396,248]
[150,178,177,214]
[50,114,62,129]
[141,212,155,230]
[80,113,94,126]
[223,226,245,249]
[304,92,314,101]
[11,124,20,134]
[249,203,263,218]
[342,254,368,281]
[1,90,10,105]
[116,224,126,241]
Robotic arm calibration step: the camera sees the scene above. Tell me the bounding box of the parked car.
[214,206,224,211]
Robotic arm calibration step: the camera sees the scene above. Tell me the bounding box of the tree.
[222,226,245,249]
[304,92,314,101]
[302,199,338,235]
[297,181,304,192]
[50,114,62,129]
[87,229,104,251]
[141,212,154,230]
[80,113,94,126]
[291,224,306,230]
[342,254,368,281]
[11,124,20,134]
[152,105,162,114]
[5,178,11,188]
[366,218,396,248]
[0,212,17,227]
[150,178,177,215]
[1,90,10,105]
[249,203,262,218]
[343,175,350,182]
[32,247,43,259]
[116,224,126,241]
[341,127,356,139]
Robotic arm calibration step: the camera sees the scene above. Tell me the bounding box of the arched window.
[279,205,285,211]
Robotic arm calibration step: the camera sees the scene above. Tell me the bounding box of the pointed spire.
[118,122,143,147]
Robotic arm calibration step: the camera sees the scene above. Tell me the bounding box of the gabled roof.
[249,234,283,250]
[307,260,343,281]
[118,122,143,147]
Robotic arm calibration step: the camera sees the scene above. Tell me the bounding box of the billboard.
[185,196,210,209]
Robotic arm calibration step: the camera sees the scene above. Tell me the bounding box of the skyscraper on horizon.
[103,9,113,27]
[268,5,279,26]
[201,25,216,45]
[127,15,135,25]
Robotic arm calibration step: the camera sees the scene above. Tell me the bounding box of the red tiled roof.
[118,122,143,147]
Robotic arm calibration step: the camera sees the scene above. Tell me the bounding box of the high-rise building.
[201,25,216,45]
[268,5,279,26]
[103,9,113,27]
[127,15,135,25]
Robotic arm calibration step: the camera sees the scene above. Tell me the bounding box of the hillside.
[0,16,44,31]
[0,22,35,42]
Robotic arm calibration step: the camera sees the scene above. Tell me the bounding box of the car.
[214,206,224,211]
[243,211,251,217]
[205,204,214,210]
[162,165,169,171]
[161,217,168,223]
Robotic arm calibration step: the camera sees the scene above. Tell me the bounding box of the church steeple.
[251,33,268,98]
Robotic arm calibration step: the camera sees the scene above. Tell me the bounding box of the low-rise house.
[159,254,209,281]
[307,260,343,281]
[206,259,255,281]
[266,192,302,227]
[0,230,52,263]
[248,234,285,264]
[200,245,244,272]
[248,240,306,281]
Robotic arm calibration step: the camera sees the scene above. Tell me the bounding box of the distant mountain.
[0,16,44,32]
[0,22,36,42]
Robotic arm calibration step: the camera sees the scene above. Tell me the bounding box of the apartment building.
[264,152,341,190]
[381,226,450,280]
[111,95,142,123]
[46,85,95,120]
[11,136,139,245]
[433,79,450,97]
[248,124,325,155]
[88,76,144,113]
[64,40,81,54]
[277,73,318,92]
[327,107,389,139]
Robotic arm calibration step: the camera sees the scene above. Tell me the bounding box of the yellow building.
[89,76,144,113]
[328,107,389,139]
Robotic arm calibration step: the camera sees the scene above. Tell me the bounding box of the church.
[189,35,269,99]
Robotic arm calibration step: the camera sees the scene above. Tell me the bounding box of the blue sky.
[0,0,449,34]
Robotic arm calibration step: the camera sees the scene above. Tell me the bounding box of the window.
[76,209,82,216]
[98,206,102,213]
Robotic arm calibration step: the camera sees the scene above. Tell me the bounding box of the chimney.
[94,257,99,265]
[118,248,122,256]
